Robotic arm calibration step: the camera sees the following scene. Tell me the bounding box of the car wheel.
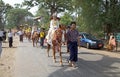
[86,43,90,49]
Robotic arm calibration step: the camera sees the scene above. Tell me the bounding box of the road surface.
[14,39,120,77]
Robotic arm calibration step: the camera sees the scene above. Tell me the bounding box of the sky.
[3,0,38,15]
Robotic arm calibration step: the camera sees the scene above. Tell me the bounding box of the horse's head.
[60,25,66,31]
[52,28,62,41]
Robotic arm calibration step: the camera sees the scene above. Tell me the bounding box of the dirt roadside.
[0,36,19,77]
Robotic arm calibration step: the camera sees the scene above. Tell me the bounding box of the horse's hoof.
[47,55,49,57]
[60,63,63,66]
[53,60,56,63]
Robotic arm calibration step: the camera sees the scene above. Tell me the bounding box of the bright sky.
[3,0,38,15]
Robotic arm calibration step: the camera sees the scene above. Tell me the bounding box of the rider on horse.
[46,13,60,46]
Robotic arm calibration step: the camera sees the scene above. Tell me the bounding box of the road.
[14,39,120,77]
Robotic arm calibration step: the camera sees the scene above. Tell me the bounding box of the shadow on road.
[2,46,17,48]
[48,52,120,77]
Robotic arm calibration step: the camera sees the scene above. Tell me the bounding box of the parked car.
[79,32,104,49]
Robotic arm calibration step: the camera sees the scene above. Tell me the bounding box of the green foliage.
[36,7,49,23]
[74,0,120,35]
[76,0,103,33]
[22,0,73,15]
[35,7,50,28]
[0,0,4,28]
[60,12,72,26]
[6,8,33,28]
[0,0,13,28]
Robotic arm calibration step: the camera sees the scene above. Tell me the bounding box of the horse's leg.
[29,33,31,42]
[52,45,56,63]
[59,44,63,66]
[28,34,30,41]
[26,34,27,39]
[36,38,39,47]
[28,36,30,42]
[24,33,26,39]
[27,33,28,39]
[35,39,37,47]
[47,44,51,57]
[33,39,35,47]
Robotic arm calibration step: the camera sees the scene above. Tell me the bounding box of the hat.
[50,16,60,20]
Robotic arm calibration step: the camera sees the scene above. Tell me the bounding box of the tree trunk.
[50,1,57,16]
[50,6,57,16]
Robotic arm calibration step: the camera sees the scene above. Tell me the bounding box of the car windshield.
[84,34,96,40]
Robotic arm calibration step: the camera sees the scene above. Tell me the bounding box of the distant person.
[108,36,116,51]
[0,29,4,58]
[109,33,114,40]
[39,28,46,48]
[31,26,37,36]
[17,29,24,42]
[66,26,70,53]
[8,29,14,48]
[3,29,7,42]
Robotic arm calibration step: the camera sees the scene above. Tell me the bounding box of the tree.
[0,0,13,29]
[6,8,33,28]
[35,7,49,28]
[60,12,72,26]
[73,0,120,35]
[22,0,73,16]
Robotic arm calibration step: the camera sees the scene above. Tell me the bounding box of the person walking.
[18,29,24,42]
[39,28,46,48]
[66,21,80,68]
[2,29,7,42]
[66,26,70,53]
[8,29,13,48]
[0,29,4,58]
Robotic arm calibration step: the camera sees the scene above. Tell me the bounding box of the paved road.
[14,39,120,77]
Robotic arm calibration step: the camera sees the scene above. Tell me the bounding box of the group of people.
[0,29,14,58]
[1,13,117,68]
[18,26,46,48]
[45,13,80,67]
[0,13,80,67]
[0,27,46,58]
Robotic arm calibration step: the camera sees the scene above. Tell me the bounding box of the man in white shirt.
[8,29,13,47]
[17,29,24,42]
[0,29,4,58]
